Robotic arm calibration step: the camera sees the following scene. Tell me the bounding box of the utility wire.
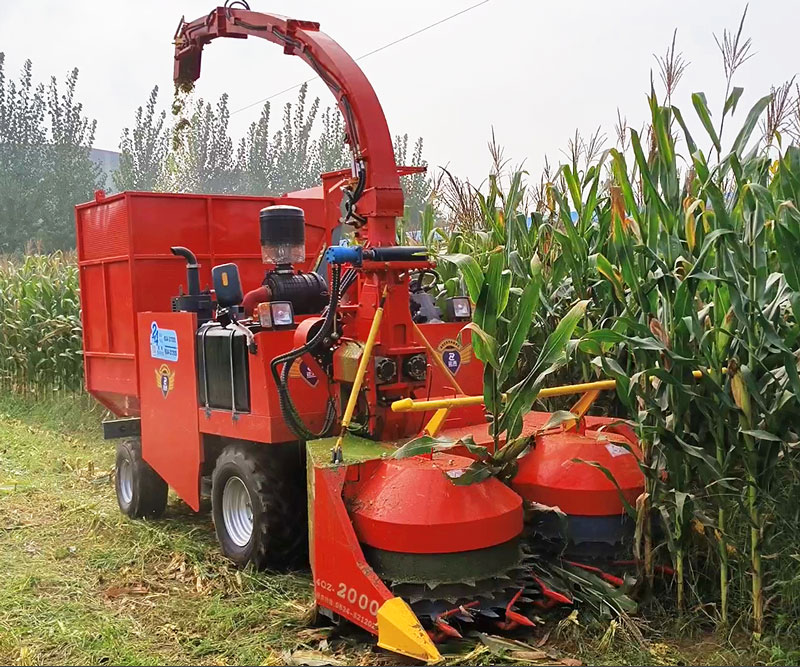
[230,0,491,116]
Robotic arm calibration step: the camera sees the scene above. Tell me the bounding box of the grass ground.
[1,393,798,666]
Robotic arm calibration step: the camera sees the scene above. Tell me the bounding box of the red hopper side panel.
[76,190,333,417]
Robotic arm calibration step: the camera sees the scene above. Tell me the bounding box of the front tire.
[211,443,306,570]
[115,438,168,518]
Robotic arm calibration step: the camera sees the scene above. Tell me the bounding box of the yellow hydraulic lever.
[332,287,388,463]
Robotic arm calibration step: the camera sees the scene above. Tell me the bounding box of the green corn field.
[406,75,800,636]
[0,251,83,395]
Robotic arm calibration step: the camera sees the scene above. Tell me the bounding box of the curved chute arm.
[174,6,403,246]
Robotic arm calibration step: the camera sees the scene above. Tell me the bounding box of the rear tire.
[115,438,168,519]
[211,443,306,570]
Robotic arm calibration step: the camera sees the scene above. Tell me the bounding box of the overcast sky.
[0,1,796,183]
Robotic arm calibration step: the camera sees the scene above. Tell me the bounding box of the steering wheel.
[409,268,439,294]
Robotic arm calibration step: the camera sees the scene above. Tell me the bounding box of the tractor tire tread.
[212,444,306,571]
[115,438,168,519]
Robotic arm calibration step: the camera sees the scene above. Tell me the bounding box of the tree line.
[0,55,429,252]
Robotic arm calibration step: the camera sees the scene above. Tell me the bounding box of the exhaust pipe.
[170,246,200,296]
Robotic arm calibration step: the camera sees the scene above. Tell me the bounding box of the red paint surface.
[347,454,522,553]
[137,312,202,510]
[512,430,644,516]
[77,191,334,417]
[311,464,393,633]
[195,327,332,444]
[174,8,403,247]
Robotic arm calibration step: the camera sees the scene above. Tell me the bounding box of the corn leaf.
[723,86,744,117]
[730,94,772,157]
[393,435,488,459]
[499,279,541,383]
[692,92,721,154]
[439,253,483,303]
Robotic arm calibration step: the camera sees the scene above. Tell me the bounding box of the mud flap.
[137,312,201,510]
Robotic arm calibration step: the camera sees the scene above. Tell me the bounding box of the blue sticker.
[299,361,319,387]
[442,348,462,374]
[150,321,179,362]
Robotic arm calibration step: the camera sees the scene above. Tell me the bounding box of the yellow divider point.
[377,597,442,663]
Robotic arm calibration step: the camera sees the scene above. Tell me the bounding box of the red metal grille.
[79,197,129,261]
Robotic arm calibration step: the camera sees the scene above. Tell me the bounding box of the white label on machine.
[150,321,179,362]
[605,443,630,458]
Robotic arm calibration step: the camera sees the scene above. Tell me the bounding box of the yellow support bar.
[565,388,603,429]
[332,287,387,462]
[540,379,619,397]
[392,394,484,413]
[391,378,619,413]
[411,320,466,395]
[393,371,716,414]
[423,407,451,437]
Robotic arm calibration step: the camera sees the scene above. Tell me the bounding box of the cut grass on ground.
[0,393,798,666]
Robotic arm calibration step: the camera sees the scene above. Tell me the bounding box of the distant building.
[91,148,120,191]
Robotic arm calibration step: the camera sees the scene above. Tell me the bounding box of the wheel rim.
[222,476,254,547]
[118,459,134,506]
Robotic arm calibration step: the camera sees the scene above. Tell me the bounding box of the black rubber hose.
[351,161,366,201]
[341,163,367,227]
[279,347,337,439]
[276,267,340,439]
[339,268,358,299]
[270,265,341,440]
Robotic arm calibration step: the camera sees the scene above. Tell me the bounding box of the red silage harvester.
[76,5,644,662]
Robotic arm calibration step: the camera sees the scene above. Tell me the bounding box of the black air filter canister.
[260,205,306,265]
[264,271,329,315]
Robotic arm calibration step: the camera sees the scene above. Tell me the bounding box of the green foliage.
[116,83,429,206]
[113,86,168,191]
[233,84,327,195]
[167,93,236,193]
[429,41,800,633]
[0,54,428,249]
[0,252,82,394]
[394,133,431,229]
[0,54,103,251]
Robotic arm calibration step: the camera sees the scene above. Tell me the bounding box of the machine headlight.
[257,301,295,329]
[445,296,472,321]
[257,302,273,328]
[270,301,295,327]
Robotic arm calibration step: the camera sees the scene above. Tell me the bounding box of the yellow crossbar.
[392,370,709,414]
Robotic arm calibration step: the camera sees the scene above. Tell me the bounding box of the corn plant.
[430,70,800,635]
[0,251,83,394]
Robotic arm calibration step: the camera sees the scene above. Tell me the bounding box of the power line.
[230,0,491,116]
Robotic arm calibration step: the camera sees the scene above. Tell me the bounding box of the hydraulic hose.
[341,162,367,227]
[270,264,341,440]
[339,268,358,298]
